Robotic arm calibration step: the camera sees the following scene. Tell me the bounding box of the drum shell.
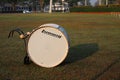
[27,23,70,68]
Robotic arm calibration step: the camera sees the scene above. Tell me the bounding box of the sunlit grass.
[0,13,120,80]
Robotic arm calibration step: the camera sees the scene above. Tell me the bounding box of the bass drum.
[27,23,70,68]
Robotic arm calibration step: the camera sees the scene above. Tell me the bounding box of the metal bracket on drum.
[8,28,31,64]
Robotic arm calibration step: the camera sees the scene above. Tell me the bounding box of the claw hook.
[8,28,24,38]
[8,28,30,39]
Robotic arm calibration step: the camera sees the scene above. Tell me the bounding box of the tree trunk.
[49,0,52,13]
[106,0,108,5]
[12,2,16,11]
[32,0,36,12]
[99,0,102,6]
[85,0,87,6]
[40,0,44,12]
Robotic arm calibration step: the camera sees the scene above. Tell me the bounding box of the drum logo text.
[42,29,62,39]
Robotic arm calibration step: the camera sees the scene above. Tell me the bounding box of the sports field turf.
[0,13,120,80]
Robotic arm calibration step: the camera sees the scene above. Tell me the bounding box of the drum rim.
[27,26,69,68]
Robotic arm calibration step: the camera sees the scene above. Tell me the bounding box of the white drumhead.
[27,24,69,68]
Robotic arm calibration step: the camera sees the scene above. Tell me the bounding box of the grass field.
[0,13,120,80]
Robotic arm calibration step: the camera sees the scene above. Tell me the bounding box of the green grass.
[0,13,120,80]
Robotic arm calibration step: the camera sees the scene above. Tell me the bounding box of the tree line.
[0,0,91,10]
[0,0,120,11]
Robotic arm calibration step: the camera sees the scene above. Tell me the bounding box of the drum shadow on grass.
[62,43,99,65]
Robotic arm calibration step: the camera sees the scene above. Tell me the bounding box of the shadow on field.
[62,43,99,65]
